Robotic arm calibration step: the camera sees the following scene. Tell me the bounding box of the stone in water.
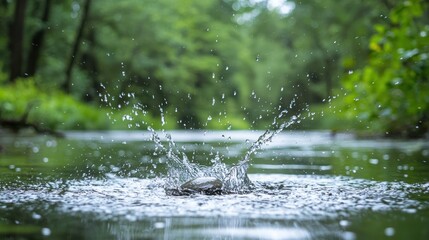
[175,177,223,195]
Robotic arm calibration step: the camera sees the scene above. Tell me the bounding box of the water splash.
[150,108,300,195]
[223,110,299,193]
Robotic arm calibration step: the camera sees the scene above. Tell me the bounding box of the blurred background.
[0,0,428,138]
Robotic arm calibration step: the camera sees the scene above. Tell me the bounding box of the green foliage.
[90,0,266,129]
[342,0,429,137]
[277,0,389,102]
[86,0,389,129]
[300,103,363,132]
[0,79,109,130]
[2,0,423,135]
[0,224,41,235]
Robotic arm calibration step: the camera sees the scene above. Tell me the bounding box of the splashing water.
[149,109,300,195]
[223,111,299,193]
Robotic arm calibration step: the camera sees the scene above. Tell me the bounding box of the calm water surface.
[0,130,428,239]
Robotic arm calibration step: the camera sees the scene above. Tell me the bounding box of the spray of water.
[149,104,300,195]
[223,111,299,193]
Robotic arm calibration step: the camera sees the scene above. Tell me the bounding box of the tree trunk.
[26,0,52,77]
[81,29,101,102]
[9,0,27,82]
[63,0,92,93]
[0,1,9,11]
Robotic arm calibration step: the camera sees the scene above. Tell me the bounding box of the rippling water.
[1,131,428,239]
[2,175,427,219]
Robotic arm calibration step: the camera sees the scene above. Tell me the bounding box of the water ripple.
[1,174,427,221]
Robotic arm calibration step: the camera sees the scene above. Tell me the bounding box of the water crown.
[149,106,300,195]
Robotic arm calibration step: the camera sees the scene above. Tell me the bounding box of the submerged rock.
[166,177,223,196]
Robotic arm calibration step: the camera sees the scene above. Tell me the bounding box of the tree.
[279,0,392,103]
[3,0,421,133]
[63,0,92,93]
[90,0,251,129]
[342,0,429,137]
[26,0,52,77]
[8,0,27,81]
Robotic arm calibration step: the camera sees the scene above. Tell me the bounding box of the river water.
[0,130,428,239]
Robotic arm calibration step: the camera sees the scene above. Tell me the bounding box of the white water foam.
[1,174,427,220]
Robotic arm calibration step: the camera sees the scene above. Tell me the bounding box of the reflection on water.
[1,131,429,239]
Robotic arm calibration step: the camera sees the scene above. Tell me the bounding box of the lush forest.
[0,0,428,138]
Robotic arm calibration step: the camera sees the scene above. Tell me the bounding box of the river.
[0,130,428,239]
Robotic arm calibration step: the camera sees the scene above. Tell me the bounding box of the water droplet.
[342,232,356,240]
[125,214,137,221]
[339,220,350,227]
[41,228,51,236]
[32,213,42,220]
[403,208,417,213]
[369,159,379,165]
[385,227,395,236]
[160,107,166,126]
[32,147,39,153]
[154,222,165,229]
